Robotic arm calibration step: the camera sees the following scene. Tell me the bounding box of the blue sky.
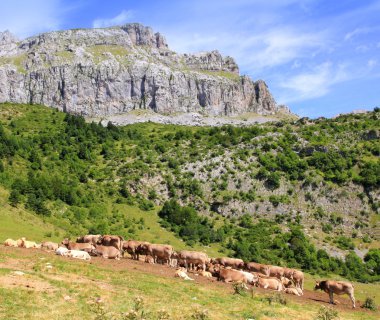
[0,0,379,118]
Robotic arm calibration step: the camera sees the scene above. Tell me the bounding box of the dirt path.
[0,246,372,313]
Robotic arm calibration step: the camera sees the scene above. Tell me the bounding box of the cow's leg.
[329,290,334,304]
[349,293,356,308]
[202,263,205,272]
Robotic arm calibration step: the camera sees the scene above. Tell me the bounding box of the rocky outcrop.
[0,24,288,118]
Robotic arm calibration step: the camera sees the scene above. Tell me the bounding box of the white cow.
[55,247,69,256]
[66,250,91,260]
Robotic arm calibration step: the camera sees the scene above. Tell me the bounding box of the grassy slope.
[0,247,378,320]
[0,187,63,243]
[0,184,223,256]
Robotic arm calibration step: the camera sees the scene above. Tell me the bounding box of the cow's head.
[314,281,321,291]
[61,238,70,247]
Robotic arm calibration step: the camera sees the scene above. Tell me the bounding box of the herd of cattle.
[3,235,356,308]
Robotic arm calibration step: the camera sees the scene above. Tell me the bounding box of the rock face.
[0,23,286,117]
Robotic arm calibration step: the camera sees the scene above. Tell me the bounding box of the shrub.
[314,306,338,320]
[362,297,377,311]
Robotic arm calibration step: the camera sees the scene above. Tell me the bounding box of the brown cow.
[218,268,249,284]
[245,262,270,276]
[268,265,284,279]
[212,257,244,270]
[91,245,121,260]
[138,243,173,265]
[61,238,94,251]
[41,241,59,251]
[252,275,283,291]
[76,234,101,245]
[122,240,147,260]
[178,250,209,271]
[314,280,355,308]
[97,235,124,251]
[292,270,304,290]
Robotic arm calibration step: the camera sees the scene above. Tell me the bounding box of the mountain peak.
[0,23,290,121]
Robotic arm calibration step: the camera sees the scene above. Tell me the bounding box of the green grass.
[0,247,378,320]
[0,187,63,243]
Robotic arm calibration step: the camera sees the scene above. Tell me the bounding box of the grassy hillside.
[0,103,379,282]
[0,246,379,320]
[0,187,63,242]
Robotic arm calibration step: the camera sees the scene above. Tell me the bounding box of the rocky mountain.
[0,24,289,118]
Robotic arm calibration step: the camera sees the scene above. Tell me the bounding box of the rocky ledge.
[0,23,290,120]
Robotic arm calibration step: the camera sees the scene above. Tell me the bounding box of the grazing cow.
[284,287,303,296]
[268,266,284,279]
[4,239,18,247]
[292,270,304,290]
[122,240,147,260]
[138,243,173,265]
[314,280,355,308]
[41,241,59,251]
[20,237,40,249]
[145,255,154,264]
[251,275,283,291]
[175,268,194,281]
[97,235,124,251]
[245,262,270,276]
[218,268,249,284]
[66,250,91,261]
[91,245,121,260]
[282,268,304,290]
[61,238,94,251]
[212,257,245,270]
[55,247,69,256]
[76,234,101,246]
[178,250,209,271]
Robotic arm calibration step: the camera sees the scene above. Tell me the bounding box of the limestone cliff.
[0,24,287,118]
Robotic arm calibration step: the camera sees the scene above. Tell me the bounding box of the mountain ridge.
[0,23,290,120]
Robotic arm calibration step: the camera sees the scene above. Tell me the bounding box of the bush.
[314,306,339,320]
[362,297,377,311]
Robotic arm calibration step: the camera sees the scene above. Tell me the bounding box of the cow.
[4,239,18,247]
[138,243,173,265]
[292,270,304,290]
[97,235,124,251]
[76,234,101,246]
[218,268,249,284]
[245,262,270,276]
[175,268,194,281]
[41,241,59,251]
[282,268,304,290]
[20,237,40,249]
[314,280,355,308]
[251,275,283,291]
[66,250,91,261]
[284,287,303,296]
[198,270,213,278]
[178,250,209,271]
[91,245,121,260]
[268,265,284,279]
[145,255,154,264]
[122,240,147,260]
[61,238,94,251]
[55,247,69,256]
[212,257,245,270]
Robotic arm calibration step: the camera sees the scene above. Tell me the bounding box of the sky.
[0,0,379,118]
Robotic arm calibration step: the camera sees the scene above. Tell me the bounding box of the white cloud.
[93,10,133,29]
[279,62,349,102]
[0,0,65,38]
[344,27,370,41]
[368,59,377,68]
